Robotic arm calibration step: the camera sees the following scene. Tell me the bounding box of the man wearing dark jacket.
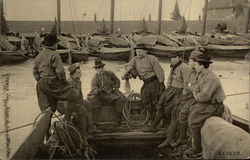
[33,33,79,118]
[87,59,126,127]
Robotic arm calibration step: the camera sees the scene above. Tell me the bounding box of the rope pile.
[32,109,96,160]
[122,91,150,130]
[48,121,96,159]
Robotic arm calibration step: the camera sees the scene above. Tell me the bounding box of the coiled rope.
[122,91,150,130]
[33,109,96,159]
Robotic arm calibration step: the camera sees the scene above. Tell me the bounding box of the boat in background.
[86,19,132,61]
[0,33,30,65]
[90,46,131,61]
[0,50,29,65]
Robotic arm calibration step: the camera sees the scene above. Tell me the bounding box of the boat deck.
[89,122,166,149]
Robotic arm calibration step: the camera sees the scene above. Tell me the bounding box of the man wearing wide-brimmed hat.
[182,54,226,157]
[33,33,80,122]
[87,59,126,127]
[124,44,166,125]
[63,63,102,137]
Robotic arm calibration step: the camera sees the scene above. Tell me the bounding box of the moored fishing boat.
[146,45,195,58]
[90,47,131,61]
[0,50,30,65]
[203,44,250,58]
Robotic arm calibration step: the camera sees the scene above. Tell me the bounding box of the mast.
[244,6,249,34]
[110,0,115,34]
[57,0,61,35]
[0,0,3,35]
[201,0,208,36]
[94,12,97,23]
[157,0,162,34]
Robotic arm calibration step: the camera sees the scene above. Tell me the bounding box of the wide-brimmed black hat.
[93,59,105,68]
[195,54,213,63]
[169,52,182,58]
[42,33,60,46]
[189,51,203,59]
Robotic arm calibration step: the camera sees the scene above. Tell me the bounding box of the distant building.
[204,0,250,33]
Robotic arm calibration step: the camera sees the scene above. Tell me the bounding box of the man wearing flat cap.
[62,63,101,137]
[182,54,226,157]
[170,50,203,148]
[155,52,190,148]
[124,44,166,126]
[87,59,126,127]
[33,33,79,122]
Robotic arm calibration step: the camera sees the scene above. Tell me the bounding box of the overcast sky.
[4,0,205,21]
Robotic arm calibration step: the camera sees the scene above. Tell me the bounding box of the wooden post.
[201,0,208,36]
[110,0,115,34]
[94,12,97,23]
[149,14,151,22]
[244,6,250,34]
[57,0,61,35]
[0,0,3,35]
[157,0,162,34]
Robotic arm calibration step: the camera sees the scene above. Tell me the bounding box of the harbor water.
[0,57,249,159]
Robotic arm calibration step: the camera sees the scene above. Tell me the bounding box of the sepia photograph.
[0,0,249,159]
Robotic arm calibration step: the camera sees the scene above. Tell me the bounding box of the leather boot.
[143,111,163,132]
[171,122,188,148]
[79,116,88,138]
[158,119,177,148]
[184,128,202,156]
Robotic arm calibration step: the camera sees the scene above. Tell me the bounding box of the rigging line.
[149,0,156,14]
[182,0,192,58]
[131,0,137,32]
[140,0,147,20]
[69,0,76,33]
[71,0,81,33]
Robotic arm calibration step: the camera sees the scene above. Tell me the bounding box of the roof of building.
[207,0,248,9]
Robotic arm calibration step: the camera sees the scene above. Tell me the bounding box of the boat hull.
[9,108,52,160]
[204,45,250,58]
[90,47,131,61]
[0,51,29,65]
[147,45,195,58]
[57,50,69,63]
[72,51,89,63]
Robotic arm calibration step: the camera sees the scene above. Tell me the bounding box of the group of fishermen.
[33,33,226,157]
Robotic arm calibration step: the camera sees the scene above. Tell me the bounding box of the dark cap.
[42,33,60,46]
[195,54,213,64]
[93,59,105,68]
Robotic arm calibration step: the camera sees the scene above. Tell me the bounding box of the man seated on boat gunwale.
[33,33,80,138]
[123,44,165,126]
[87,59,126,127]
[58,63,102,138]
[183,54,226,157]
[167,50,203,149]
[145,52,190,142]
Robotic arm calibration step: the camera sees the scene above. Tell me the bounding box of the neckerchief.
[170,60,182,72]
